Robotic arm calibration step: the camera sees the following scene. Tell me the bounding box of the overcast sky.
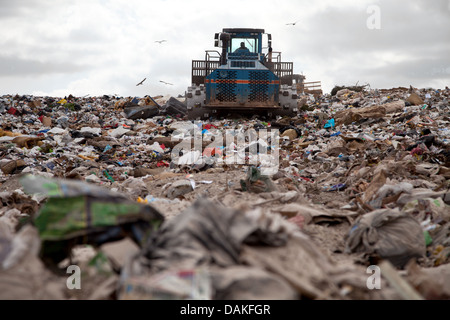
[0,0,449,98]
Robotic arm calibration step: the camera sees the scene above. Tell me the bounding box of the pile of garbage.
[0,86,449,300]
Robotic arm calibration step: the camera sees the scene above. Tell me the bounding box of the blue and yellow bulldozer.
[186,28,300,120]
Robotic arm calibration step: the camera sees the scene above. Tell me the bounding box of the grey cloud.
[279,1,450,91]
[365,58,450,80]
[0,0,449,96]
[68,28,105,43]
[0,0,39,18]
[0,55,88,76]
[294,2,450,59]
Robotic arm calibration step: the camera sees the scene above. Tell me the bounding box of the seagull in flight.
[286,20,300,26]
[155,40,167,44]
[159,80,173,85]
[136,78,146,86]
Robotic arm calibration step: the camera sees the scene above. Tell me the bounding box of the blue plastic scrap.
[324,119,335,129]
[325,183,347,192]
[103,145,112,153]
[330,131,341,137]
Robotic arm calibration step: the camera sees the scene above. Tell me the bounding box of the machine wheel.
[187,107,210,120]
[277,84,299,118]
[270,108,298,118]
[186,84,208,120]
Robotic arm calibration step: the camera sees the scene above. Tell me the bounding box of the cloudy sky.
[0,0,449,98]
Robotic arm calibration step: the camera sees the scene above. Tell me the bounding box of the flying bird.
[286,20,300,26]
[155,40,167,44]
[136,78,146,86]
[159,80,173,85]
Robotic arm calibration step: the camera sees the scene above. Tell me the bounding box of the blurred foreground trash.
[119,268,212,300]
[405,261,450,299]
[118,198,380,300]
[240,166,278,193]
[19,174,164,268]
[0,224,67,299]
[163,180,194,199]
[345,208,426,268]
[378,260,424,300]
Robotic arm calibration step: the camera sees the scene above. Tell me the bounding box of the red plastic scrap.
[7,107,18,115]
[202,147,223,157]
[177,270,194,277]
[410,147,424,156]
[299,176,313,183]
[103,123,119,129]
[157,161,169,167]
[288,215,305,229]
[203,124,218,130]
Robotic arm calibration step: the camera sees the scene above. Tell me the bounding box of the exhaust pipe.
[220,33,231,65]
[268,46,273,62]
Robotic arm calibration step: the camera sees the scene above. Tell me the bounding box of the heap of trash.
[0,86,449,300]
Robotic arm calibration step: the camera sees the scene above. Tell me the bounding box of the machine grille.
[216,71,237,102]
[230,61,256,68]
[249,71,270,102]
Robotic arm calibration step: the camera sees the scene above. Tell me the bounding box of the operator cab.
[214,28,271,63]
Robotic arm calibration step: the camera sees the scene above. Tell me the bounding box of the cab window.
[230,38,257,53]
